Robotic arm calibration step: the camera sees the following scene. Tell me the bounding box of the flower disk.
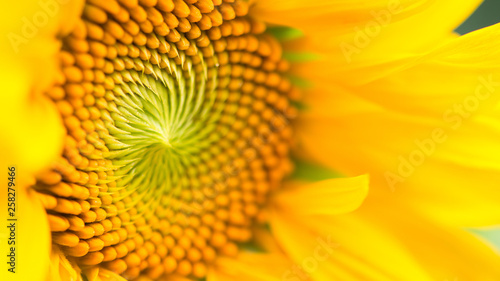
[35,0,298,279]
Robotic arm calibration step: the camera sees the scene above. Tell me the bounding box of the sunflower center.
[107,62,217,196]
[35,0,299,280]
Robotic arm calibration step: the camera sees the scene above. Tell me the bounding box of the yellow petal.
[0,0,84,178]
[356,204,500,280]
[270,212,429,280]
[0,67,65,177]
[0,184,51,281]
[273,176,369,216]
[333,22,500,114]
[296,102,500,226]
[270,201,500,280]
[0,0,84,91]
[389,160,500,227]
[208,252,293,281]
[252,0,480,64]
[298,105,500,173]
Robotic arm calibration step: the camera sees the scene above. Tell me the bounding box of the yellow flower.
[2,1,500,281]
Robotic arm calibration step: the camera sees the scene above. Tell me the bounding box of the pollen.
[35,0,298,279]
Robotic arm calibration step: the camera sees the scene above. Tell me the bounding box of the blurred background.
[456,0,500,34]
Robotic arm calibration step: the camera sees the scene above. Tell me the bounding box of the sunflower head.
[35,0,300,279]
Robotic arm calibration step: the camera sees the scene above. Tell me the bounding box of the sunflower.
[2,0,500,281]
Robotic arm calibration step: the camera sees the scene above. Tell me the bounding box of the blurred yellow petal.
[208,252,293,281]
[270,215,429,280]
[293,22,500,227]
[296,99,500,226]
[354,204,500,280]
[0,0,84,91]
[386,160,500,227]
[298,105,500,173]
[0,183,51,281]
[252,0,480,64]
[0,65,65,177]
[270,199,500,281]
[0,0,84,179]
[0,2,85,281]
[268,176,426,280]
[273,176,369,216]
[329,22,500,113]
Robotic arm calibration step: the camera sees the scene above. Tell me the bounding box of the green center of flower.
[105,55,219,202]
